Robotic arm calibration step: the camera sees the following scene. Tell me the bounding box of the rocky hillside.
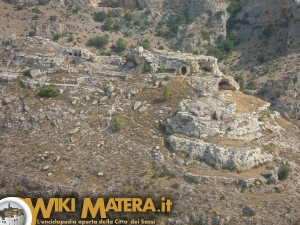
[0,0,300,224]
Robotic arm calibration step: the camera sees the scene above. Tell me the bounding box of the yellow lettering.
[81,198,106,219]
[143,198,156,212]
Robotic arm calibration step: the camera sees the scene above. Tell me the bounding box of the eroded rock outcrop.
[168,135,272,171]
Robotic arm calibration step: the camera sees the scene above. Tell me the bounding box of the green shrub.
[278,164,291,180]
[257,54,266,63]
[102,19,113,31]
[187,32,195,38]
[207,46,226,60]
[218,39,234,53]
[258,115,265,122]
[293,76,298,84]
[37,84,59,98]
[67,35,74,42]
[138,39,150,50]
[32,7,42,14]
[124,12,134,21]
[163,84,171,101]
[262,24,274,38]
[227,0,242,15]
[108,9,121,18]
[143,63,151,73]
[201,30,210,39]
[274,187,281,193]
[72,5,81,13]
[246,80,257,90]
[111,38,126,53]
[113,115,124,131]
[243,206,255,217]
[15,4,24,10]
[23,70,31,77]
[94,11,107,22]
[234,74,245,90]
[49,15,57,21]
[113,20,121,31]
[52,33,62,41]
[275,89,283,98]
[87,35,109,49]
[38,0,49,5]
[28,30,36,37]
[228,33,241,45]
[215,10,225,19]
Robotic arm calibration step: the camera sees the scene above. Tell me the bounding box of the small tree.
[113,115,124,131]
[37,84,59,98]
[163,84,171,101]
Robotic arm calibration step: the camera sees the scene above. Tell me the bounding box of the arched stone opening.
[180,65,190,75]
[218,79,237,90]
[181,66,187,75]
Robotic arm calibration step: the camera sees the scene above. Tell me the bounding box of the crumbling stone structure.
[128,47,239,91]
[129,47,223,76]
[66,48,82,64]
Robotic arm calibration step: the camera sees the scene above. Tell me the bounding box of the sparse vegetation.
[246,80,257,90]
[113,20,121,31]
[262,24,274,38]
[207,46,226,60]
[93,11,107,22]
[138,39,151,50]
[278,164,291,180]
[32,7,42,14]
[143,63,151,73]
[258,115,265,122]
[274,187,281,193]
[52,33,62,41]
[111,38,126,54]
[113,115,124,132]
[163,84,171,101]
[28,30,36,37]
[23,70,31,77]
[257,54,267,63]
[243,206,256,217]
[102,19,113,31]
[124,12,135,21]
[87,35,109,49]
[49,15,57,21]
[234,74,245,90]
[37,84,59,98]
[37,0,49,5]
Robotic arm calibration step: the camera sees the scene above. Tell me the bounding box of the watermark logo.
[0,197,32,225]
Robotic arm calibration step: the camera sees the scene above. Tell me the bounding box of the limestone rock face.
[164,96,264,141]
[168,135,272,171]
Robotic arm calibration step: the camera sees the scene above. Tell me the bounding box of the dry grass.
[223,90,267,113]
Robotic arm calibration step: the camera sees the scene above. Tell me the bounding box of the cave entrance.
[218,79,236,90]
[180,66,188,75]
